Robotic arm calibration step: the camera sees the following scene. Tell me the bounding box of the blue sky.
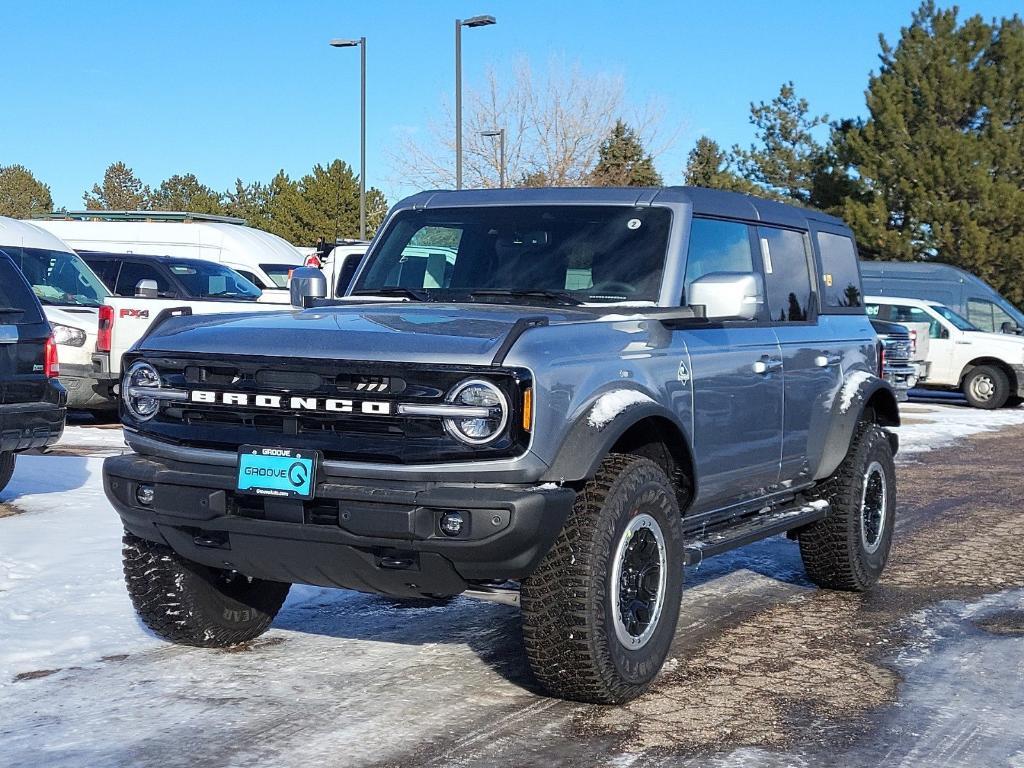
[3,0,1019,210]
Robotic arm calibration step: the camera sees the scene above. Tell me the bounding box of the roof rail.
[44,210,248,225]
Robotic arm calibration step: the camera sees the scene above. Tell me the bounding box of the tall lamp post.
[329,36,367,241]
[455,15,496,190]
[480,128,506,188]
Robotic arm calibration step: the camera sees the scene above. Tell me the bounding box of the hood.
[42,305,99,332]
[136,302,586,366]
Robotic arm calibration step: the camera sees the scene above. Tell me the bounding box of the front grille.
[127,353,531,464]
[881,333,913,363]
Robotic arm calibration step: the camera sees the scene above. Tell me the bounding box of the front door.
[681,217,783,513]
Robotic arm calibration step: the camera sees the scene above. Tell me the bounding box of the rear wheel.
[521,455,683,704]
[962,365,1010,409]
[122,533,290,647]
[799,422,896,591]
[0,452,16,493]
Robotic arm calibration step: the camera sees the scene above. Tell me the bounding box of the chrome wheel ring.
[860,461,888,554]
[969,374,995,402]
[610,513,668,650]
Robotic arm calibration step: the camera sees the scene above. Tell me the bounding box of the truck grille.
[881,332,912,363]
[127,354,531,464]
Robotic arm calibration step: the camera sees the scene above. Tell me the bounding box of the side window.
[816,232,863,309]
[967,299,996,332]
[683,218,755,305]
[758,226,813,323]
[890,304,946,339]
[114,262,172,297]
[84,259,120,291]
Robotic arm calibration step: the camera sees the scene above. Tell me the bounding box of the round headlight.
[444,379,508,445]
[123,361,162,421]
[51,323,87,347]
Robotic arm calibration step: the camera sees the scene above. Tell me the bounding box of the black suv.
[0,248,67,492]
[79,252,262,301]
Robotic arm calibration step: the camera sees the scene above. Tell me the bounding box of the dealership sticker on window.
[627,218,642,230]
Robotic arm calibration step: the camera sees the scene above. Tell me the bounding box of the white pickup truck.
[867,295,1024,408]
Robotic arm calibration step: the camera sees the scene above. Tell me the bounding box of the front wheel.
[521,455,683,704]
[122,533,291,647]
[962,365,1010,409]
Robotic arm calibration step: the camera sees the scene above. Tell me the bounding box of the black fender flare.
[541,390,693,484]
[815,373,900,481]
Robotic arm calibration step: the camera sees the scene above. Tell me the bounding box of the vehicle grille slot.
[336,375,403,394]
[256,370,323,391]
[184,365,242,385]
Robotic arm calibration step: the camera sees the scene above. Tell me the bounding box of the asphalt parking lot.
[1,401,1022,767]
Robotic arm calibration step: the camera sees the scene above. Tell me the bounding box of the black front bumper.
[103,452,576,599]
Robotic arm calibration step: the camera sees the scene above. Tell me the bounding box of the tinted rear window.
[817,232,863,310]
[0,255,45,324]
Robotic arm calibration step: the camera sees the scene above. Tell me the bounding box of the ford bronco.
[104,187,899,704]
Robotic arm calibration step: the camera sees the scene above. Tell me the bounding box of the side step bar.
[684,499,830,566]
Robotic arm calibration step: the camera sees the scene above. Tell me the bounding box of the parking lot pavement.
[1,403,1023,768]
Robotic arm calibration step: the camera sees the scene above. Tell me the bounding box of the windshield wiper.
[469,289,583,306]
[352,287,431,302]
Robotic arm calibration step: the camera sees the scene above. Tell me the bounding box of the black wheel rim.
[860,461,887,554]
[611,514,667,649]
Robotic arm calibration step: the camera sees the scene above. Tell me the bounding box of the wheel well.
[608,416,694,512]
[864,388,900,428]
[960,357,1017,389]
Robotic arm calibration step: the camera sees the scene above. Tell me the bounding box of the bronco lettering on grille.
[189,390,392,415]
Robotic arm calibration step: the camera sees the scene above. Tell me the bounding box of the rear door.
[759,225,842,485]
[681,217,784,512]
[0,252,51,406]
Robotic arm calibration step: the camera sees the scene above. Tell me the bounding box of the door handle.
[753,357,783,375]
[814,352,842,368]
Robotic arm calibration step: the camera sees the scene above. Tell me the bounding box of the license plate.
[236,446,319,499]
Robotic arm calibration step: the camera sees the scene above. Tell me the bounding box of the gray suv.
[104,187,899,704]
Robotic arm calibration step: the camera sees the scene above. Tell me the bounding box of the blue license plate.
[237,446,319,499]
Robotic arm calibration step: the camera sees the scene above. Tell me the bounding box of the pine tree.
[843,3,1024,303]
[683,136,757,193]
[0,165,53,218]
[730,82,829,205]
[151,173,225,214]
[83,162,151,210]
[589,120,662,187]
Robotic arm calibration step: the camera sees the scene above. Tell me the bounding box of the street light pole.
[481,128,506,188]
[329,36,367,241]
[455,15,496,190]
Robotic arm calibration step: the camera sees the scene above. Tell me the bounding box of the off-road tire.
[0,452,16,493]
[520,454,683,704]
[122,532,290,647]
[799,423,896,591]
[962,364,1010,409]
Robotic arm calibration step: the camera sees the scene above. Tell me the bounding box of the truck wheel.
[799,422,896,591]
[122,533,290,647]
[962,365,1010,409]
[0,452,16,493]
[521,455,683,704]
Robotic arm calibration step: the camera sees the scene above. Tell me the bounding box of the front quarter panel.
[505,317,693,483]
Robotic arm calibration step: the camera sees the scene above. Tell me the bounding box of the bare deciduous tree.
[392,58,670,189]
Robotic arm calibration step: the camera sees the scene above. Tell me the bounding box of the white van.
[29,212,306,303]
[0,217,114,408]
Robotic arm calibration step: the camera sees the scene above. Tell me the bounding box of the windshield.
[353,205,672,304]
[0,246,109,307]
[260,263,300,289]
[932,304,980,331]
[168,262,261,299]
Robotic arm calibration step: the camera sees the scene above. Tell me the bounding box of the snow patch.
[587,390,656,429]
[896,402,1024,457]
[840,370,874,413]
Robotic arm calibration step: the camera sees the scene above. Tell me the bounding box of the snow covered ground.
[0,399,1022,766]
